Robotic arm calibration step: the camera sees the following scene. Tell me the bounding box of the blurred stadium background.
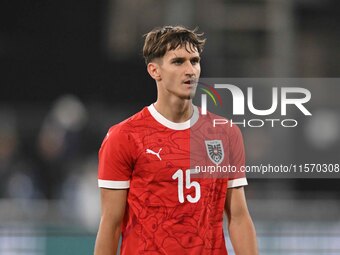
[0,0,339,254]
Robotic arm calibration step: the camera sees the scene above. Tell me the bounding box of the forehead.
[163,44,200,59]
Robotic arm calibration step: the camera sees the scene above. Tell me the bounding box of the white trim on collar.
[147,104,199,130]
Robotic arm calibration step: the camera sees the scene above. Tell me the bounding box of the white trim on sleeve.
[228,177,248,188]
[98,179,130,189]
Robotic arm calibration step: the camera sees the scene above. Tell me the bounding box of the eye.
[191,58,200,65]
[172,59,183,65]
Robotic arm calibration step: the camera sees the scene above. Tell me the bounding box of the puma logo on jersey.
[146,148,162,161]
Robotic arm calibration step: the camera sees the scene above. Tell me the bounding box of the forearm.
[228,213,258,255]
[94,217,121,255]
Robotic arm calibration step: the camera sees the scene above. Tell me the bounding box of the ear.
[147,62,161,81]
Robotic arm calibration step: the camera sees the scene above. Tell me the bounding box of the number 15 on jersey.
[172,169,201,203]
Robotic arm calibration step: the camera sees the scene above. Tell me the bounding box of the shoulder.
[108,107,148,133]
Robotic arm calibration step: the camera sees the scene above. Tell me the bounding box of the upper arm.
[94,188,127,255]
[225,187,249,222]
[225,186,258,255]
[100,188,127,226]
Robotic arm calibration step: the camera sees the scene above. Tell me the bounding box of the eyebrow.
[170,56,201,62]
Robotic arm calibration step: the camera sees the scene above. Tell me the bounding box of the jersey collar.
[147,104,199,130]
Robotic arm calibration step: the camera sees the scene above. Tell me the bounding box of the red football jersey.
[98,104,247,255]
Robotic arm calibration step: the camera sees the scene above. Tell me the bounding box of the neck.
[153,98,193,123]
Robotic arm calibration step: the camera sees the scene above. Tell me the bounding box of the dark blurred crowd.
[0,95,105,200]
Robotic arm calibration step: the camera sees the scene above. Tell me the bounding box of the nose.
[184,61,196,77]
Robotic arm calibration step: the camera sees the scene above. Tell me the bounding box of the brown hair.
[143,25,206,64]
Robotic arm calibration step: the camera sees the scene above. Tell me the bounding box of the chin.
[189,88,197,99]
[176,88,197,100]
[182,92,196,100]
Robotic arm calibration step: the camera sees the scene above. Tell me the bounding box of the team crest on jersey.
[205,140,224,165]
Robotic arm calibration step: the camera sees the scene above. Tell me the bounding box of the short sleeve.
[228,125,248,188]
[98,126,135,189]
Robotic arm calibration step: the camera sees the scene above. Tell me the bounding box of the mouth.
[183,79,198,86]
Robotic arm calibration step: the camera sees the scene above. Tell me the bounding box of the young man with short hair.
[94,25,258,255]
